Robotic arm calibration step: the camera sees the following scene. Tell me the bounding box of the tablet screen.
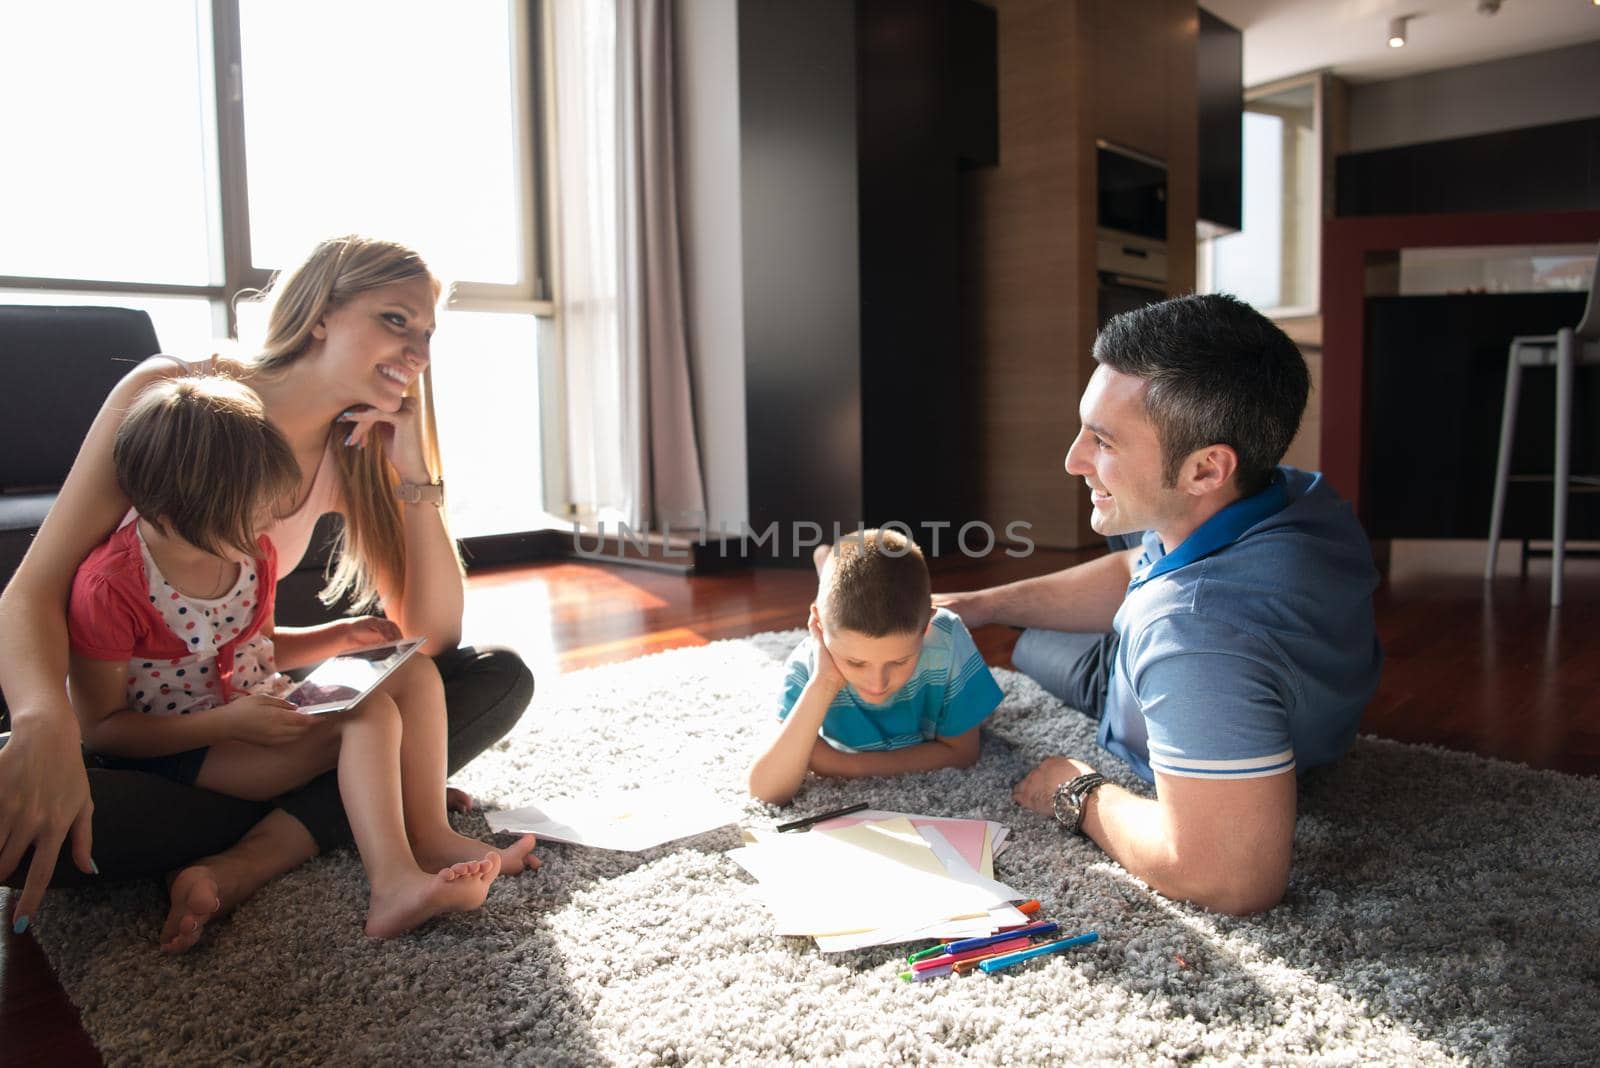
[284,638,426,714]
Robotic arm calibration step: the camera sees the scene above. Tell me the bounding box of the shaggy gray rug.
[30,631,1600,1066]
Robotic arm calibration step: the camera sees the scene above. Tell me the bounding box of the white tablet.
[284,637,427,715]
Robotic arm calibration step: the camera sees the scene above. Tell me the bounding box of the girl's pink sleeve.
[67,564,139,663]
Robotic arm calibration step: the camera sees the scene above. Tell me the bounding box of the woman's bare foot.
[415,830,540,876]
[160,866,222,954]
[364,853,502,938]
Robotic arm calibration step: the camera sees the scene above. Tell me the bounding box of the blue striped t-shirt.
[778,607,1004,752]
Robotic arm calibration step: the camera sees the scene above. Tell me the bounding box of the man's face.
[1064,364,1186,539]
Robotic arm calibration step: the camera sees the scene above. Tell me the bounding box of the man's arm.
[1015,756,1296,915]
[934,547,1140,633]
[807,727,980,779]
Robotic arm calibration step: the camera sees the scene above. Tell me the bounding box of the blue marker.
[977,932,1099,974]
[946,921,1058,955]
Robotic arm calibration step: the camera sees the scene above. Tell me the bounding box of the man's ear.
[1182,444,1239,496]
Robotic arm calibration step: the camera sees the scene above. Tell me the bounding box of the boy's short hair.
[114,376,300,559]
[819,528,932,637]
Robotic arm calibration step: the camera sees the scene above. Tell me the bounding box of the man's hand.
[221,693,320,745]
[0,708,96,930]
[1013,755,1098,815]
[931,589,992,630]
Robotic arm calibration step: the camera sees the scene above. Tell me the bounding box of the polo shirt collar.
[1129,469,1290,589]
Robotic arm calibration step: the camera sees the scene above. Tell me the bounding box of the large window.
[1199,75,1323,317]
[0,0,553,540]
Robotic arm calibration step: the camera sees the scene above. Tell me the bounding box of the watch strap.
[1052,772,1107,835]
[396,479,445,506]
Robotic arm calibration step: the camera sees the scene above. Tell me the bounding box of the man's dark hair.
[1092,293,1309,497]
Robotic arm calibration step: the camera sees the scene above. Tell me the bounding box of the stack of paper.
[728,812,1027,952]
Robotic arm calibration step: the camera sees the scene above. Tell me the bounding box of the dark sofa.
[0,305,339,714]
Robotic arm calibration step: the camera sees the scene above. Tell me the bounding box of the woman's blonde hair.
[236,234,452,612]
[114,377,300,560]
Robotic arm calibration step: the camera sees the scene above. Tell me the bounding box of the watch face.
[1052,784,1078,827]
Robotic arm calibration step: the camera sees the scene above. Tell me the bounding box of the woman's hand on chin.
[337,399,431,484]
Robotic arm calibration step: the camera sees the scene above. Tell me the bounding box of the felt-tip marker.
[776,801,869,833]
[977,932,1099,974]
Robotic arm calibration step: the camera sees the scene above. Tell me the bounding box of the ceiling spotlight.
[1388,16,1408,47]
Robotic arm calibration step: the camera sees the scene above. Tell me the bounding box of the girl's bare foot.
[446,787,474,813]
[415,830,540,876]
[160,866,222,954]
[364,853,502,939]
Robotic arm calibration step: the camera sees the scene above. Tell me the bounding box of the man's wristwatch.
[1052,772,1107,835]
[396,479,445,507]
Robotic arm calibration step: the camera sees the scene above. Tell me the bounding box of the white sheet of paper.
[485,786,741,852]
[728,817,1017,938]
[810,827,1026,952]
[801,809,1011,876]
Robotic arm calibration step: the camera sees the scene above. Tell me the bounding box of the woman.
[0,236,535,949]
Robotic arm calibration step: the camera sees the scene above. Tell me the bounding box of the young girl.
[65,376,533,938]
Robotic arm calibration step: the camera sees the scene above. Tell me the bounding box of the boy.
[748,529,1005,804]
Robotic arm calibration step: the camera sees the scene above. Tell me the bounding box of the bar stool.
[1484,246,1600,606]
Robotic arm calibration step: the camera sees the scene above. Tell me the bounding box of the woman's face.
[309,276,437,412]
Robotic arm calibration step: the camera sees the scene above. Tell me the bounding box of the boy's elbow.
[746,764,796,806]
[942,731,981,770]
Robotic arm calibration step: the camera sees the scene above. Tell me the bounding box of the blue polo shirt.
[779,608,1004,752]
[1101,467,1383,783]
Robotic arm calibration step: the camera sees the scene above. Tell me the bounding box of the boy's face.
[820,618,927,704]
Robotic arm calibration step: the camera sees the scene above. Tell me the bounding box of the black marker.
[776,801,870,833]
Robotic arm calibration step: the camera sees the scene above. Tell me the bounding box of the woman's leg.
[159,809,318,953]
[275,645,535,852]
[0,755,321,953]
[0,760,274,890]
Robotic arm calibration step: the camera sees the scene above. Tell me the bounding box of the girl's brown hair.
[236,235,452,612]
[114,377,300,559]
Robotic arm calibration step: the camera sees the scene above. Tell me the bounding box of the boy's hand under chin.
[807,605,847,692]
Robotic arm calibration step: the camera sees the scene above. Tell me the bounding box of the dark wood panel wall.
[739,0,864,546]
[1196,8,1242,235]
[971,0,1200,548]
[739,0,1208,554]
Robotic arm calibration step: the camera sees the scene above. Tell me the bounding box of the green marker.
[907,943,944,964]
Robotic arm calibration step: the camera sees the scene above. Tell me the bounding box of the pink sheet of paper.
[812,812,991,874]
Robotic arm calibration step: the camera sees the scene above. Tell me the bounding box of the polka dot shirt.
[127,529,293,717]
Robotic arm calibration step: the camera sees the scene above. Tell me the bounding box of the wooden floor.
[5,539,1597,1065]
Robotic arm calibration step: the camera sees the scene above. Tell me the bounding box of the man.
[939,294,1382,915]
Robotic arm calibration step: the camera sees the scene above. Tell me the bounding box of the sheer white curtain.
[551,0,705,531]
